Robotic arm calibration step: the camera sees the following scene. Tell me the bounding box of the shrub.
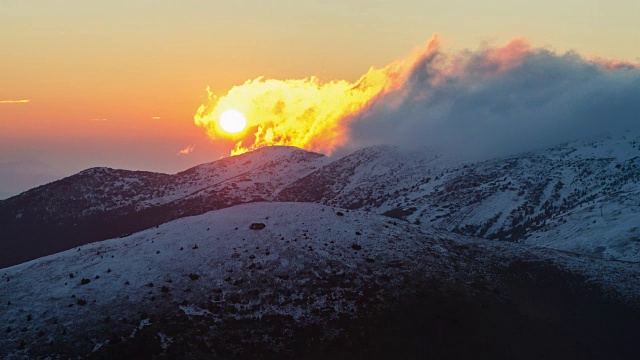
[250,223,266,230]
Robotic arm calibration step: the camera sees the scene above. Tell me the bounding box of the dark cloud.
[348,42,640,159]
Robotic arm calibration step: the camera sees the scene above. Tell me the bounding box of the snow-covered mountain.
[0,147,327,267]
[1,134,639,268]
[2,203,639,358]
[277,133,640,262]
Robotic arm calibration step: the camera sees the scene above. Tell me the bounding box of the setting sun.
[219,109,247,134]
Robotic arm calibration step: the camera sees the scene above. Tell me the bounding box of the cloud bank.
[348,38,640,159]
[196,35,640,160]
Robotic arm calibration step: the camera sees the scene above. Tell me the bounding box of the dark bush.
[250,223,266,230]
[189,273,200,281]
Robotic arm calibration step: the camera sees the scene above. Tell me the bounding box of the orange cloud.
[194,34,441,156]
[482,38,531,73]
[0,99,29,104]
[177,145,195,155]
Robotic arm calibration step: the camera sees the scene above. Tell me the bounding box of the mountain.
[277,133,640,262]
[1,133,639,268]
[2,202,639,358]
[0,147,327,268]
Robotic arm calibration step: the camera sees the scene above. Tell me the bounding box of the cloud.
[0,99,29,104]
[88,118,108,122]
[195,35,640,160]
[347,39,640,159]
[151,116,161,120]
[177,145,195,155]
[193,35,438,156]
[589,57,640,71]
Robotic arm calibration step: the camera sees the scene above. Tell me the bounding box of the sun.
[219,109,247,134]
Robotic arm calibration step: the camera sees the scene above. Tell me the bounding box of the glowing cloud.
[194,35,440,155]
[0,99,30,104]
[195,35,640,158]
[177,145,195,155]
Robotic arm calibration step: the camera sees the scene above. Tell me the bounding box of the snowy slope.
[1,146,325,218]
[0,203,433,358]
[278,133,640,261]
[0,147,327,268]
[2,133,639,268]
[1,202,639,358]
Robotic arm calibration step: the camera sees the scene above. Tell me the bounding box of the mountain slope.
[277,133,640,261]
[2,133,639,269]
[0,147,327,268]
[1,202,639,359]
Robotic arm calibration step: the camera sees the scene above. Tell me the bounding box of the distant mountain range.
[0,160,62,200]
[2,133,639,268]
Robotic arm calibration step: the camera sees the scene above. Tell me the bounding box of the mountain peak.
[76,166,115,176]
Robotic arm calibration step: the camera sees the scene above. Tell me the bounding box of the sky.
[1,0,639,198]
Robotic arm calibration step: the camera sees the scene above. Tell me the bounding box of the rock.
[250,223,266,230]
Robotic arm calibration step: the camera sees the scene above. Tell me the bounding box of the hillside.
[277,133,640,262]
[1,203,639,358]
[0,147,327,268]
[2,133,639,269]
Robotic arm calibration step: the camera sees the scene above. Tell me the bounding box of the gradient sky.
[1,0,639,197]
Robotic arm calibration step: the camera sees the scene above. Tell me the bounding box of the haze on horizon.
[1,0,639,199]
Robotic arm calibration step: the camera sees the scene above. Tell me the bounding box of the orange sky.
[1,1,639,198]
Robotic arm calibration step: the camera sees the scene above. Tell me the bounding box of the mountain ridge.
[0,146,327,267]
[277,133,640,262]
[1,134,639,268]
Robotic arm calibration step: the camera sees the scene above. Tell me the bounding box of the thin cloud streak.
[0,99,30,104]
[177,145,195,155]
